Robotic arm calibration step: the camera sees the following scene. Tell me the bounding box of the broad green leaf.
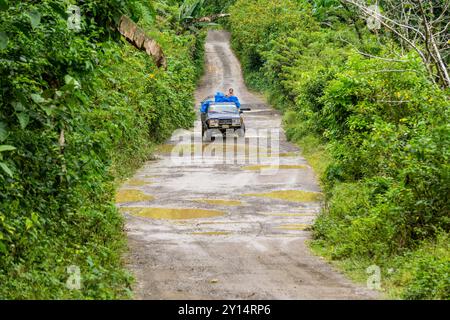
[0,241,6,254]
[41,105,55,116]
[28,10,41,29]
[64,74,81,89]
[17,113,30,129]
[31,93,46,104]
[0,145,16,152]
[0,32,8,50]
[0,162,13,177]
[25,218,33,230]
[0,122,7,142]
[12,101,25,112]
[31,212,39,224]
[87,256,95,267]
[64,74,75,84]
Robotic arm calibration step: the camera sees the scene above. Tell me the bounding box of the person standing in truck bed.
[225,88,241,108]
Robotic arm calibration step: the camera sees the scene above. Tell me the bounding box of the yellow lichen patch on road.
[201,144,269,156]
[244,190,322,202]
[278,152,298,157]
[125,179,151,187]
[155,144,176,154]
[241,164,306,171]
[115,190,154,203]
[191,231,231,236]
[157,144,194,156]
[125,207,224,220]
[193,199,243,206]
[264,152,298,158]
[275,224,310,231]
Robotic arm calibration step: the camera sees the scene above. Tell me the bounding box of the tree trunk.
[118,15,167,69]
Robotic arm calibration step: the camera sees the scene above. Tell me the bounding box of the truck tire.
[203,129,212,142]
[236,124,246,138]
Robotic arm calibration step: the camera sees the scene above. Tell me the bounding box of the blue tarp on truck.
[200,92,241,113]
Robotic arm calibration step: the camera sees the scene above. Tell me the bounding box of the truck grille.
[219,119,233,125]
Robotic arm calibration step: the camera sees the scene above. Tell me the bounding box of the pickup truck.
[200,102,251,141]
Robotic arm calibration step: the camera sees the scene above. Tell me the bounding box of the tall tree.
[342,0,450,88]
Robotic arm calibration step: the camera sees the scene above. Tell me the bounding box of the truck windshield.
[208,105,238,114]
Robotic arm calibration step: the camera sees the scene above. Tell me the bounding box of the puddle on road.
[116,190,154,203]
[123,207,224,220]
[244,190,322,202]
[241,164,306,171]
[275,224,310,231]
[193,199,243,206]
[191,231,231,236]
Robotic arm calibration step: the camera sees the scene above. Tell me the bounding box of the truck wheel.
[221,129,228,138]
[203,129,212,142]
[236,126,245,138]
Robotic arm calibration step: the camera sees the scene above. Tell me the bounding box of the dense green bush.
[229,0,449,299]
[307,54,450,257]
[400,233,450,300]
[0,0,202,298]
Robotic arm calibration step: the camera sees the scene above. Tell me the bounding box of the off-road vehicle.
[201,102,250,141]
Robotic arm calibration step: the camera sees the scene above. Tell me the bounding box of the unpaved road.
[120,31,377,299]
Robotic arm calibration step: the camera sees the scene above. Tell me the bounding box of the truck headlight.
[232,119,241,126]
[209,119,219,127]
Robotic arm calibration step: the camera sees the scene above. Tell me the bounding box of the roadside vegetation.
[228,0,449,299]
[0,0,206,299]
[1,0,448,300]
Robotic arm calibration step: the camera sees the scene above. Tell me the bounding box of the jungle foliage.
[229,0,449,299]
[0,0,204,298]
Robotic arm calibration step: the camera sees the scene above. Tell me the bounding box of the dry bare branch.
[341,0,450,88]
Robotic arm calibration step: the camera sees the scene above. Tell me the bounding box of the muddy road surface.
[119,31,377,299]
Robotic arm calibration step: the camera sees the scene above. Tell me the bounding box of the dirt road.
[119,30,377,299]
